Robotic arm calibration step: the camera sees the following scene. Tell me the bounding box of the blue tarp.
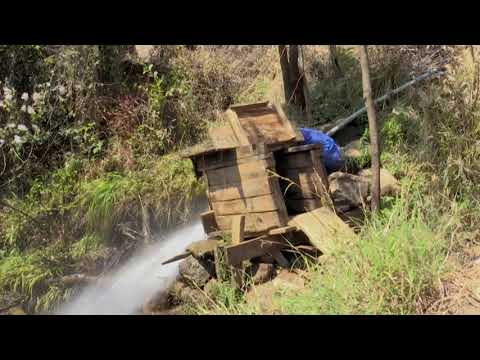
[299,128,343,171]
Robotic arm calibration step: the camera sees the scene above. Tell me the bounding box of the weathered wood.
[268,225,297,235]
[201,210,218,234]
[205,157,275,186]
[224,235,287,266]
[211,194,281,216]
[310,149,331,204]
[208,176,276,202]
[195,148,271,172]
[231,215,245,245]
[270,249,290,268]
[288,207,357,255]
[216,211,288,234]
[208,123,240,150]
[225,109,251,147]
[270,102,303,142]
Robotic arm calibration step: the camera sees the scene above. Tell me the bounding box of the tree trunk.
[278,45,293,103]
[329,45,343,78]
[288,45,306,110]
[358,45,381,212]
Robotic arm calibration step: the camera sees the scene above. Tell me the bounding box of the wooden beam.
[224,235,287,266]
[231,215,245,245]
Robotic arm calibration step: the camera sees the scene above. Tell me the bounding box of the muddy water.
[56,219,205,315]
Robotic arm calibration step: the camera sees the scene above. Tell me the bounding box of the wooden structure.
[165,101,355,287]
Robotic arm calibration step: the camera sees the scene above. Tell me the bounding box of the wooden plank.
[231,215,245,245]
[224,235,287,266]
[200,210,218,234]
[310,149,331,204]
[268,225,297,235]
[208,123,240,150]
[288,207,357,255]
[270,102,303,142]
[216,211,287,234]
[208,176,275,202]
[205,157,275,186]
[196,151,273,172]
[284,143,322,153]
[212,194,280,216]
[225,109,251,146]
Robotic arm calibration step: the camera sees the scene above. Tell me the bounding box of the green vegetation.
[1,45,478,314]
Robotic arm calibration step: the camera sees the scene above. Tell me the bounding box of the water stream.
[57,219,205,315]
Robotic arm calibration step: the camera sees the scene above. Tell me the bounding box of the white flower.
[27,106,35,115]
[32,92,41,103]
[32,124,39,132]
[13,135,23,144]
[21,104,27,112]
[17,124,28,132]
[21,92,29,101]
[58,85,66,95]
[3,86,12,96]
[5,93,13,102]
[6,123,15,128]
[0,139,4,146]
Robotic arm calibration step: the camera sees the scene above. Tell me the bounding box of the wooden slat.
[208,176,275,202]
[196,151,272,172]
[268,225,297,235]
[208,123,240,150]
[200,210,218,234]
[224,235,287,266]
[288,207,357,255]
[216,211,287,234]
[225,109,251,146]
[205,157,275,186]
[212,194,280,216]
[231,215,245,245]
[270,102,303,142]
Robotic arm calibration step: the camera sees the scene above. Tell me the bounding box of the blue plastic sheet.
[299,128,343,171]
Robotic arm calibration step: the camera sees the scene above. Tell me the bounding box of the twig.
[324,67,447,137]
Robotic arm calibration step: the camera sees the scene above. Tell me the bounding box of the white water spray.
[57,219,205,315]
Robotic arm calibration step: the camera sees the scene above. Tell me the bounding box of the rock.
[343,140,363,159]
[247,263,276,285]
[169,280,207,307]
[328,172,370,211]
[179,256,212,288]
[245,270,305,313]
[142,288,170,314]
[358,168,401,196]
[134,45,155,63]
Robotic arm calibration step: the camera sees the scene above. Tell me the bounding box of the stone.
[358,168,401,196]
[328,172,370,211]
[142,288,170,314]
[169,280,206,307]
[179,256,212,288]
[245,270,306,313]
[343,140,363,159]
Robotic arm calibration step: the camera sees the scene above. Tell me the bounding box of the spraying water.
[57,219,205,315]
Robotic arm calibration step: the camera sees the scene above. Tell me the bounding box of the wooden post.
[230,215,245,287]
[358,45,381,212]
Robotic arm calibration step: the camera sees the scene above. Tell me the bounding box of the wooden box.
[195,145,289,237]
[276,144,331,214]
